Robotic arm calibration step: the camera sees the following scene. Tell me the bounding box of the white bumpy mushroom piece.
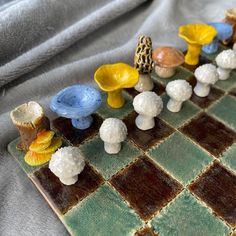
[49,147,85,185]
[194,64,219,97]
[133,91,163,130]
[216,49,236,80]
[233,42,236,51]
[99,118,127,154]
[166,80,192,112]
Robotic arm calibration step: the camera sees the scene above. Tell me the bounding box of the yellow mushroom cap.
[179,24,217,45]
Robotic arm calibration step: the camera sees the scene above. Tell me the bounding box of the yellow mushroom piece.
[179,24,217,65]
[94,63,139,108]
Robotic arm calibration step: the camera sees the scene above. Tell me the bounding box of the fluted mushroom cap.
[99,118,127,143]
[216,49,236,69]
[194,64,219,84]
[166,80,192,102]
[133,91,163,117]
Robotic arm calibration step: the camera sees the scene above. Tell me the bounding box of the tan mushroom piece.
[152,47,184,78]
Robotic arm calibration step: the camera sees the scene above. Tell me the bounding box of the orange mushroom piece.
[152,47,184,78]
[179,24,217,65]
[94,63,139,108]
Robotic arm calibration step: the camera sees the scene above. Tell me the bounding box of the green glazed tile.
[201,44,228,61]
[97,91,133,119]
[148,132,212,185]
[221,144,236,172]
[159,94,200,128]
[81,136,141,180]
[208,95,236,131]
[7,138,45,174]
[151,66,193,86]
[63,184,142,236]
[214,71,236,91]
[151,190,230,236]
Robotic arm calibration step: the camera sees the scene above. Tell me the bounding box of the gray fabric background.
[0,0,235,235]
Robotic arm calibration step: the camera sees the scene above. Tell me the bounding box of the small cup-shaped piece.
[10,101,50,151]
[194,64,219,97]
[94,63,139,108]
[166,80,192,112]
[152,47,184,78]
[134,35,154,92]
[202,22,233,54]
[133,91,163,130]
[99,118,127,154]
[216,49,236,80]
[179,24,217,65]
[49,147,85,185]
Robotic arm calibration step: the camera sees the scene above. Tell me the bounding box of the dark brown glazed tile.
[30,164,103,215]
[181,54,211,72]
[110,156,182,220]
[123,112,175,150]
[190,87,225,109]
[126,81,165,98]
[230,87,236,97]
[52,114,103,146]
[135,227,158,236]
[189,162,236,226]
[180,113,236,157]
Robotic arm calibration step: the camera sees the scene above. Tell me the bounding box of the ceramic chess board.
[8,44,236,236]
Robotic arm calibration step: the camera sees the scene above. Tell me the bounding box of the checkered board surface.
[8,44,236,236]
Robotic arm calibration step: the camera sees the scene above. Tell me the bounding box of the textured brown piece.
[181,55,211,72]
[125,81,165,98]
[123,112,174,150]
[189,162,236,226]
[190,87,224,109]
[135,227,158,236]
[110,156,182,220]
[52,114,103,146]
[31,164,103,215]
[224,8,236,43]
[181,113,236,157]
[230,87,236,97]
[16,116,50,152]
[152,47,184,67]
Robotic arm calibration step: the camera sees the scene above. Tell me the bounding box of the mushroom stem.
[155,65,176,78]
[185,43,201,65]
[194,81,211,97]
[167,98,183,113]
[134,74,154,92]
[59,175,78,185]
[104,142,121,154]
[217,67,231,80]
[202,38,218,54]
[135,114,155,130]
[72,115,93,130]
[107,89,124,108]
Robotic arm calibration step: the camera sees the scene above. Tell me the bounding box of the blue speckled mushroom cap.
[50,84,102,119]
[208,22,233,40]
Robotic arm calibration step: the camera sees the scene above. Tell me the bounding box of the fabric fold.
[0,0,147,87]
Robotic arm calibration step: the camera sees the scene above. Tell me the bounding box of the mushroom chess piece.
[134,35,154,92]
[194,64,219,97]
[133,91,163,130]
[233,42,236,50]
[152,47,184,78]
[99,118,127,154]
[166,80,192,113]
[215,49,236,80]
[49,146,85,185]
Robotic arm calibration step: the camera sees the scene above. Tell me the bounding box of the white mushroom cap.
[216,49,236,69]
[49,147,85,178]
[99,118,127,143]
[233,42,236,51]
[194,64,219,84]
[133,91,163,117]
[166,80,192,102]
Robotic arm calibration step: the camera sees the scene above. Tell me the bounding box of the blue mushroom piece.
[50,84,102,130]
[202,22,233,54]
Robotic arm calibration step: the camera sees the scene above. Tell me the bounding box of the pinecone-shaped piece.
[134,35,153,74]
